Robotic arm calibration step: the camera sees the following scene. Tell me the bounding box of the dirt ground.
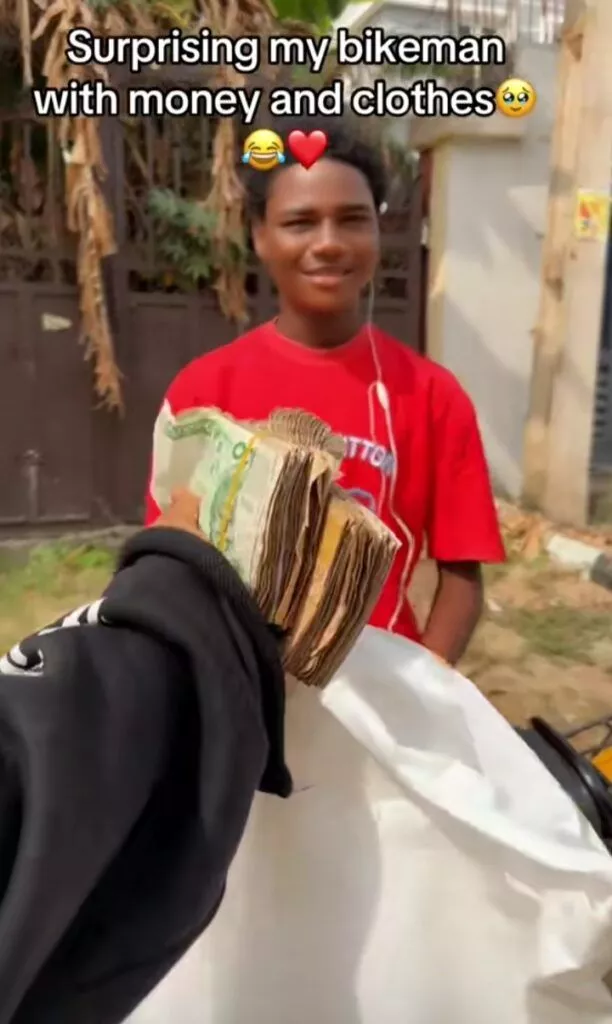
[411,557,612,733]
[0,539,611,741]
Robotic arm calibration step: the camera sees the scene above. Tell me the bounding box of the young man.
[145,116,505,665]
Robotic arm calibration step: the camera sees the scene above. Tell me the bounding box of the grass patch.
[524,565,566,593]
[483,560,512,586]
[0,543,115,653]
[0,543,115,600]
[503,605,610,663]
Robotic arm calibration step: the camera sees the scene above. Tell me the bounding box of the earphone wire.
[365,281,416,632]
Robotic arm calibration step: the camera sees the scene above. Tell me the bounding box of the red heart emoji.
[286,130,328,170]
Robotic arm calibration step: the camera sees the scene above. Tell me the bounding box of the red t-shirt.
[145,322,505,640]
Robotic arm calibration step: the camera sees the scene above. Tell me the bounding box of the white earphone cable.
[365,282,415,632]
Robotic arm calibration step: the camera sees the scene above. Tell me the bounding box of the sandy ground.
[411,558,612,736]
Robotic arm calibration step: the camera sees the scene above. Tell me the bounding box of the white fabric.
[130,627,612,1024]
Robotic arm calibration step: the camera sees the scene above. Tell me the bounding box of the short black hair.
[240,114,388,221]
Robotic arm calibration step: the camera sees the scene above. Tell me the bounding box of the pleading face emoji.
[496,78,537,118]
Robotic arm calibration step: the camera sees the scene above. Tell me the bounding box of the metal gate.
[593,340,612,471]
[0,103,424,534]
[593,215,612,472]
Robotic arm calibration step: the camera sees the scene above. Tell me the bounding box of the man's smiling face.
[252,157,380,316]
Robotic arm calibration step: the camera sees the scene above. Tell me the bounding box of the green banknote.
[154,404,286,587]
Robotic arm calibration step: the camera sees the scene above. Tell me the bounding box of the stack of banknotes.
[151,404,399,688]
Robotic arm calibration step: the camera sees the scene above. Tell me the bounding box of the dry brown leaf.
[31,0,68,41]
[18,0,33,85]
[196,0,277,321]
[521,522,546,561]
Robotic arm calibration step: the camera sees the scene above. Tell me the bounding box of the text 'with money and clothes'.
[32,26,507,122]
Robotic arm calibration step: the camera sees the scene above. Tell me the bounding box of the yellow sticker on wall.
[574,190,610,241]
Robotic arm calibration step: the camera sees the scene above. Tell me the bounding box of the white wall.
[337,0,563,42]
[333,1,562,498]
[429,44,557,498]
[366,1,449,37]
[340,4,461,144]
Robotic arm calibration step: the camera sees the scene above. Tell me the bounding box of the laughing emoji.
[496,78,537,118]
[242,129,285,172]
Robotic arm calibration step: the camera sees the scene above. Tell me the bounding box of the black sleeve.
[0,528,290,1024]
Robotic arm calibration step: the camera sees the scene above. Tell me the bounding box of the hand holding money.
[151,488,203,536]
[150,406,399,689]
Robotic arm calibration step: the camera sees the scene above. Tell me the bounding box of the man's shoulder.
[176,325,263,379]
[166,326,265,405]
[376,331,468,403]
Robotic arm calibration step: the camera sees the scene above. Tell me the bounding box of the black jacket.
[0,528,291,1023]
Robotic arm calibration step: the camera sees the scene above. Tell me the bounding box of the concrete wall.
[340,0,563,39]
[416,44,558,499]
[334,1,564,500]
[366,1,449,37]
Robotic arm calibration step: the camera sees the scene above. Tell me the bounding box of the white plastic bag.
[130,627,612,1024]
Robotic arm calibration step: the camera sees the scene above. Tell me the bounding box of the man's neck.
[275,309,363,350]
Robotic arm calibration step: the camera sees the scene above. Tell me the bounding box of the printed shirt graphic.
[0,600,108,676]
[340,434,396,513]
[145,323,505,640]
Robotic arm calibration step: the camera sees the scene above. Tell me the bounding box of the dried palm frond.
[17,0,32,84]
[16,0,164,411]
[200,0,277,321]
[65,121,122,410]
[11,0,286,404]
[206,118,247,319]
[28,0,126,408]
[10,0,344,407]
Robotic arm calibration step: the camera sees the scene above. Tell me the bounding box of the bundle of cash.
[284,488,399,687]
[151,404,399,688]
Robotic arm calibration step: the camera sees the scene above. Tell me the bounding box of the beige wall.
[414,45,559,499]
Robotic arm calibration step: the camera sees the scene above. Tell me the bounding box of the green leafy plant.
[147,188,246,289]
[272,0,350,31]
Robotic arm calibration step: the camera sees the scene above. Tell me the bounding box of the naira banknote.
[150,404,399,688]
